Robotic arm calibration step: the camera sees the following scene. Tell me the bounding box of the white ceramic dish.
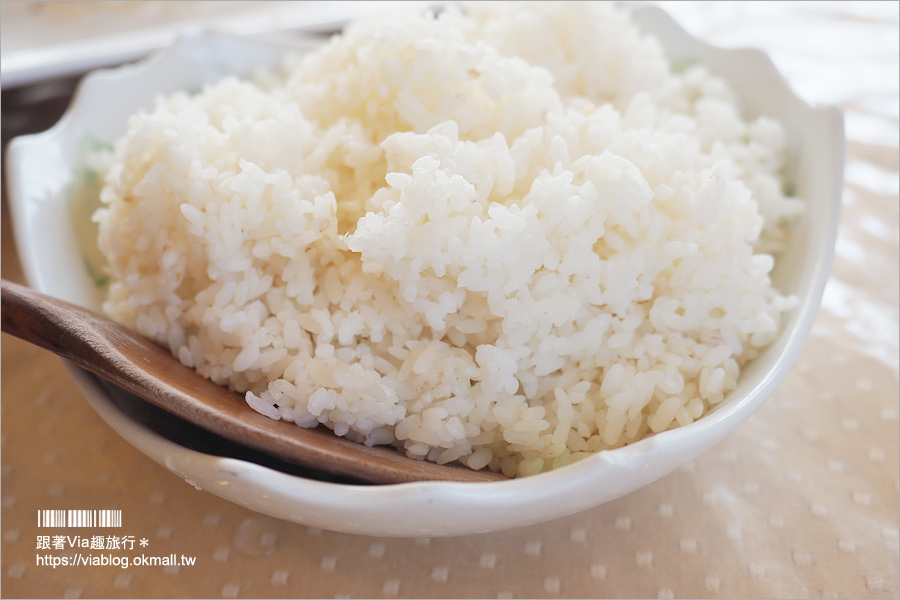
[0,0,438,88]
[5,5,844,537]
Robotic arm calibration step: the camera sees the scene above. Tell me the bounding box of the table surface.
[2,2,898,598]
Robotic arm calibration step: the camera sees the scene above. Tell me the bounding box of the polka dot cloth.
[2,2,897,598]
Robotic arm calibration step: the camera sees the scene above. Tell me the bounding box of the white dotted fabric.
[2,2,897,598]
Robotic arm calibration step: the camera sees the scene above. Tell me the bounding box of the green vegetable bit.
[69,137,112,289]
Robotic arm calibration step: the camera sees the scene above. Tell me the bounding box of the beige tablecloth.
[2,2,898,598]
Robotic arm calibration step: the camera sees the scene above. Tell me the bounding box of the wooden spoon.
[1,279,505,484]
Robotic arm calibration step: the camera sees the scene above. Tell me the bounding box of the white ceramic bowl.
[5,5,843,537]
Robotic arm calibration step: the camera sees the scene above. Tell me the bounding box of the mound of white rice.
[94,2,802,477]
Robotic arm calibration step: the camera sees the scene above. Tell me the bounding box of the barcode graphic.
[38,510,121,528]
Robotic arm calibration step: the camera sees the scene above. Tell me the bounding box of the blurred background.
[2,2,897,598]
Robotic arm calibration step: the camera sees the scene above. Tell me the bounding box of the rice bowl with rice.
[91,1,803,478]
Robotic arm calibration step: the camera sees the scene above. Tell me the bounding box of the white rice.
[94,1,802,477]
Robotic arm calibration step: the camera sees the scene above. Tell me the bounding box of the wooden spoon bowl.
[1,279,505,484]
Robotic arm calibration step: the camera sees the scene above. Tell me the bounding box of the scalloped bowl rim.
[5,5,843,537]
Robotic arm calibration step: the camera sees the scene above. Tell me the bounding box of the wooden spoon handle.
[1,279,175,399]
[2,279,128,375]
[1,279,505,484]
[0,279,197,432]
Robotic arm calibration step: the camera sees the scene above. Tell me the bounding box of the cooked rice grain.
[95,2,801,475]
